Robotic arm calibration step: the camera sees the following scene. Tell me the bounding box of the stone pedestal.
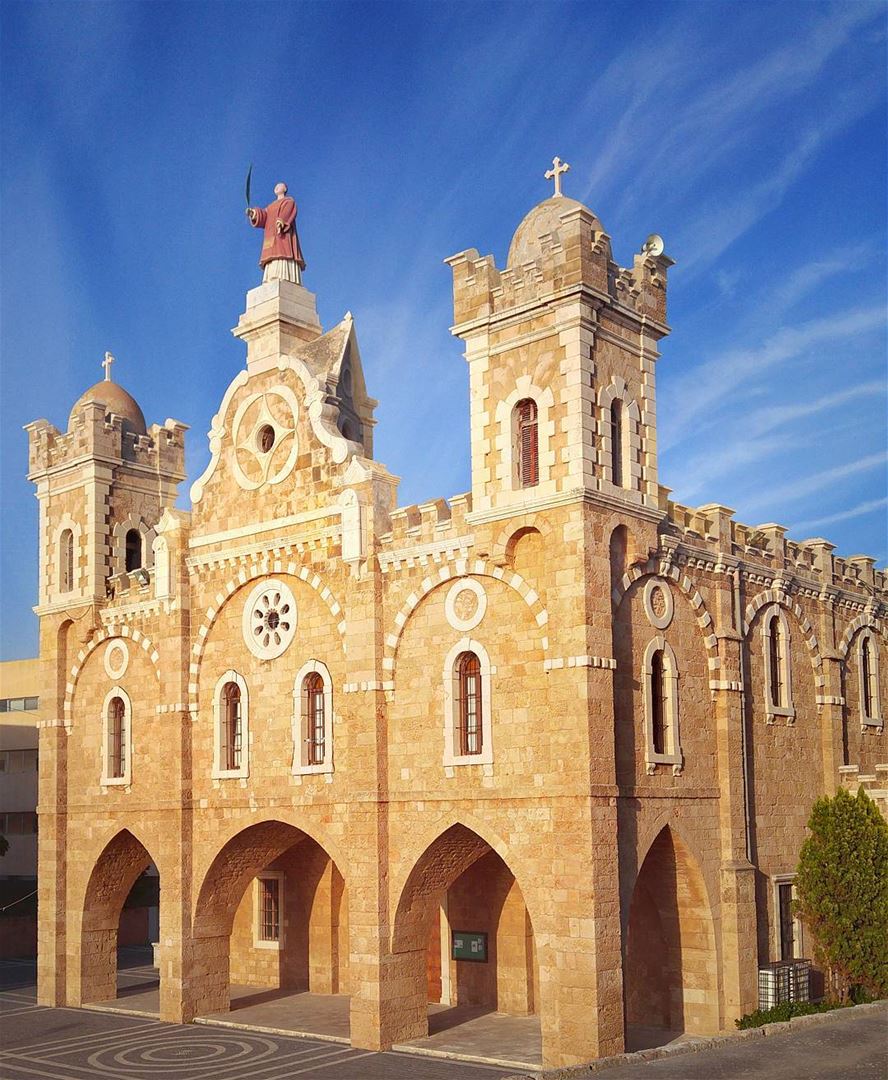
[233,280,322,373]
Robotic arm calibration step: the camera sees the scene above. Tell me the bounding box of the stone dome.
[507,196,603,269]
[68,379,147,435]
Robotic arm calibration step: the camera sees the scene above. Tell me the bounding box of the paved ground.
[0,959,525,1080]
[580,1007,888,1080]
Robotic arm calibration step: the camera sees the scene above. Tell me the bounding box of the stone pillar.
[712,562,758,1025]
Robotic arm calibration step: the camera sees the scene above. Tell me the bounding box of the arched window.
[293,661,334,774]
[303,672,325,765]
[858,630,882,728]
[610,400,624,487]
[108,696,125,778]
[515,398,539,489]
[456,651,483,756]
[761,605,794,722]
[642,638,682,774]
[212,671,249,778]
[222,682,242,771]
[125,529,142,572]
[650,650,667,755]
[101,686,132,786]
[59,529,74,593]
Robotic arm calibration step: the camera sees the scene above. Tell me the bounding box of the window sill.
[444,752,494,769]
[645,755,683,776]
[212,768,249,780]
[253,938,284,951]
[861,716,884,733]
[101,776,131,788]
[765,705,796,725]
[293,762,334,776]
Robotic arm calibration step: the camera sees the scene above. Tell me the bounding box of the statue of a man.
[246,182,306,285]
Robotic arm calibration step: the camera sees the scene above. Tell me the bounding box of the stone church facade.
[29,188,886,1068]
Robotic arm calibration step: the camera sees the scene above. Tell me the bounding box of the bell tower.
[26,356,187,612]
[445,158,673,522]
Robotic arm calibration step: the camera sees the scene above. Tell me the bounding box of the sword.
[245,163,253,208]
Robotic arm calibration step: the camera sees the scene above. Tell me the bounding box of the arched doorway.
[624,826,719,1049]
[191,820,349,1038]
[79,830,159,1009]
[391,824,540,1064]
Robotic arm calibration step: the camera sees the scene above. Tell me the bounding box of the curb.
[500,1000,888,1079]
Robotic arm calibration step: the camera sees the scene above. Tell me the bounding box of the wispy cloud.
[790,497,888,534]
[660,305,887,451]
[744,380,885,438]
[669,436,791,503]
[744,451,888,514]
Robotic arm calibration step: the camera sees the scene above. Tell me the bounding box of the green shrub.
[735,999,849,1029]
[795,787,888,1002]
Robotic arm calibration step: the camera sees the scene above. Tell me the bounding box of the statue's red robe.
[249,196,306,270]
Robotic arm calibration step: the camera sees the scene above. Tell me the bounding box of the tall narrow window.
[125,529,142,572]
[515,398,539,488]
[610,400,624,487]
[861,637,873,718]
[303,672,325,766]
[107,696,125,779]
[222,681,242,771]
[457,651,482,756]
[650,650,667,755]
[768,613,784,708]
[60,529,74,592]
[258,877,281,942]
[778,882,795,960]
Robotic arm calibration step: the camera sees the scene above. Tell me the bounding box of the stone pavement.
[0,959,526,1079]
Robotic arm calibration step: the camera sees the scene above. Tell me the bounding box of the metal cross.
[544,156,570,197]
[102,352,115,381]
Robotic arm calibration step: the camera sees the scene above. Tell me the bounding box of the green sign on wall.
[452,930,488,962]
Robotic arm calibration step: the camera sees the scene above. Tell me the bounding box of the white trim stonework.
[444,578,488,633]
[857,628,883,731]
[241,579,297,661]
[101,685,132,788]
[112,514,156,575]
[641,636,682,775]
[761,604,795,724]
[292,659,335,776]
[103,640,129,681]
[51,515,82,600]
[253,871,285,949]
[643,577,674,631]
[598,377,641,492]
[442,637,495,768]
[493,379,556,503]
[212,670,250,780]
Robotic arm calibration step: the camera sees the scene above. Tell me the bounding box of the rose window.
[242,579,297,660]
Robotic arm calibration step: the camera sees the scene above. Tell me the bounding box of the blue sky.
[1,0,886,660]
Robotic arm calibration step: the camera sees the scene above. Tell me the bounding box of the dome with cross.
[507,195,603,270]
[68,357,147,435]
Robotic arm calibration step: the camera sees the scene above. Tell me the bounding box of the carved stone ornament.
[444,578,488,633]
[230,386,300,491]
[103,640,129,680]
[242,579,297,660]
[643,577,674,630]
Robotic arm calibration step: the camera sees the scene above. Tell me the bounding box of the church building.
[28,167,886,1069]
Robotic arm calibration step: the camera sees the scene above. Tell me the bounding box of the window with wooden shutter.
[60,529,74,592]
[303,672,326,765]
[108,696,126,779]
[456,651,482,755]
[610,400,624,487]
[651,650,667,755]
[258,876,281,942]
[768,614,784,709]
[222,681,242,771]
[515,398,539,488]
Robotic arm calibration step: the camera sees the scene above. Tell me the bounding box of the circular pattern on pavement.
[88,1033,279,1073]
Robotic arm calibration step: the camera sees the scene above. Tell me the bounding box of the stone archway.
[624,826,719,1049]
[78,830,156,1007]
[190,820,348,1027]
[389,823,539,1055]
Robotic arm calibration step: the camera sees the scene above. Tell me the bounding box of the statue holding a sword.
[244,165,306,284]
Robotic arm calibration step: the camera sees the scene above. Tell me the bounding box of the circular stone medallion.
[242,579,297,660]
[444,578,488,632]
[104,639,130,680]
[643,577,674,630]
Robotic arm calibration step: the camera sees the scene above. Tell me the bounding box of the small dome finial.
[102,351,115,382]
[544,156,570,197]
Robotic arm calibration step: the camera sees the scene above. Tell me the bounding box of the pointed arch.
[624,825,719,1045]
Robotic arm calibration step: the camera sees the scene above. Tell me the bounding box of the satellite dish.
[643,234,664,257]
